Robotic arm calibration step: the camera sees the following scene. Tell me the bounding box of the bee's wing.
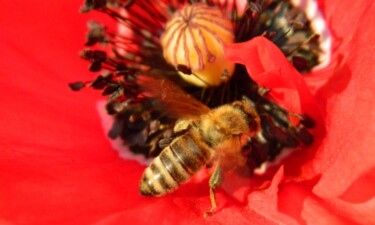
[137,75,211,119]
[216,137,252,177]
[215,136,254,202]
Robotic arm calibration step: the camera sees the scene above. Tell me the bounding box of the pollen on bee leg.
[160,3,235,87]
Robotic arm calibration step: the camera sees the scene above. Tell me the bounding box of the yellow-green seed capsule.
[161,3,235,87]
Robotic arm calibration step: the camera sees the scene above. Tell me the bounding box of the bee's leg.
[204,163,222,217]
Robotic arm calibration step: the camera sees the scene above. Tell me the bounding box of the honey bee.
[137,76,261,216]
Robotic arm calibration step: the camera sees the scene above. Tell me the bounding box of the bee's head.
[200,105,249,146]
[234,97,261,135]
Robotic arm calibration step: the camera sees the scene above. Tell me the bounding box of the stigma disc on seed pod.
[160,3,235,87]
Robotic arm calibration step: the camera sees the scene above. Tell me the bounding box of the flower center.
[74,0,322,170]
[160,3,235,87]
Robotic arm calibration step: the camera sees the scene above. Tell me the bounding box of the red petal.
[2,0,375,224]
[246,167,300,225]
[0,1,141,224]
[278,179,373,225]
[310,1,375,200]
[315,197,375,225]
[224,37,322,116]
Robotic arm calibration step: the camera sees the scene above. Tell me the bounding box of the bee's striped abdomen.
[140,131,212,196]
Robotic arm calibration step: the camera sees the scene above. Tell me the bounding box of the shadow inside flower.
[278,175,322,225]
[340,165,375,203]
[315,57,353,116]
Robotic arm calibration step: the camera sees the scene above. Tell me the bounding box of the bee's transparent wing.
[216,137,251,175]
[215,136,254,202]
[137,75,210,120]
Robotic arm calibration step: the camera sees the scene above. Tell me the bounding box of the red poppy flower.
[1,0,374,224]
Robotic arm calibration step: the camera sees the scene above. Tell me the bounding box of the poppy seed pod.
[161,4,235,87]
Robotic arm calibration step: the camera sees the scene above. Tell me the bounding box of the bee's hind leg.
[204,163,222,217]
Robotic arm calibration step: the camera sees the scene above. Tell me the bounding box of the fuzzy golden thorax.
[199,104,249,147]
